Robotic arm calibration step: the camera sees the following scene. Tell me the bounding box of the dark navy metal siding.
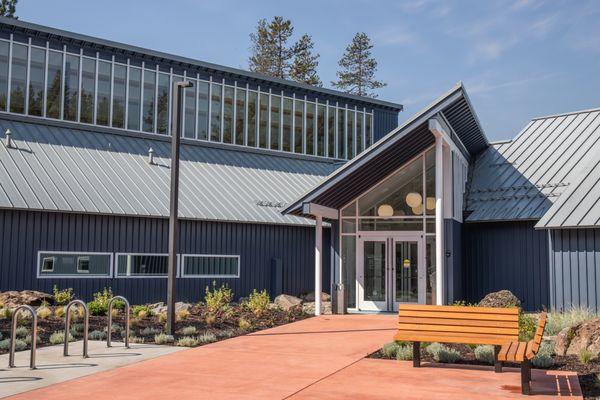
[0,209,330,304]
[374,109,399,141]
[549,228,600,312]
[463,221,549,311]
[444,219,463,304]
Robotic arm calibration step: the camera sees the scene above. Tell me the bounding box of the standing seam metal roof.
[0,116,337,226]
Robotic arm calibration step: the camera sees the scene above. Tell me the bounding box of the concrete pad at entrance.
[0,340,185,398]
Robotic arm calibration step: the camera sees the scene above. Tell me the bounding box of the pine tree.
[0,0,17,19]
[332,32,386,97]
[248,16,294,79]
[289,34,321,86]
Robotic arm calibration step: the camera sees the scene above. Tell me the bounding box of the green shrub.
[396,345,413,361]
[426,342,443,357]
[130,336,145,344]
[452,300,477,307]
[14,325,29,338]
[107,323,122,333]
[243,289,270,316]
[0,308,11,319]
[474,345,495,365]
[87,287,124,316]
[49,330,75,345]
[70,322,84,333]
[53,286,74,305]
[381,342,400,358]
[154,333,174,345]
[198,332,217,344]
[519,313,537,341]
[88,330,107,340]
[0,338,27,351]
[140,327,162,336]
[132,305,153,317]
[426,342,461,363]
[579,348,594,364]
[176,336,199,347]
[238,318,251,331]
[180,326,197,336]
[216,329,236,339]
[546,307,598,335]
[36,306,53,319]
[176,309,190,321]
[532,354,554,368]
[204,282,233,315]
[24,334,40,345]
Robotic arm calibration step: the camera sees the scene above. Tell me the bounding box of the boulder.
[303,292,331,302]
[302,301,332,315]
[150,301,191,315]
[554,318,600,356]
[274,294,302,311]
[478,290,521,308]
[0,290,54,308]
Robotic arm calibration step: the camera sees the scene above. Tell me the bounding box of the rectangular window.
[96,61,111,126]
[116,253,168,277]
[9,43,28,114]
[197,81,209,140]
[337,108,345,158]
[46,50,63,119]
[156,72,170,134]
[247,90,257,146]
[347,109,355,159]
[223,85,234,143]
[259,93,268,148]
[112,64,126,128]
[210,82,222,141]
[317,104,326,156]
[356,111,364,154]
[270,94,281,150]
[235,87,245,145]
[294,99,303,153]
[182,255,240,278]
[141,69,156,132]
[127,67,141,130]
[63,54,79,121]
[38,252,111,277]
[366,113,373,148]
[0,41,8,111]
[306,102,315,155]
[282,97,292,152]
[80,57,95,123]
[183,78,196,138]
[327,106,335,158]
[28,47,45,117]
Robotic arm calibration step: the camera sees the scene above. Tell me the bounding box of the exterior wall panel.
[374,109,399,141]
[549,228,600,312]
[444,219,463,304]
[463,221,549,311]
[0,209,330,304]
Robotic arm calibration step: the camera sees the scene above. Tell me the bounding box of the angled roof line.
[0,16,403,111]
[282,82,487,215]
[531,106,600,121]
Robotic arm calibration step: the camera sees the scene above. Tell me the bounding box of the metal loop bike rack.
[64,300,89,358]
[8,305,38,369]
[107,296,130,348]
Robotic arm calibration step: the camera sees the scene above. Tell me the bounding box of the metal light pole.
[167,80,193,335]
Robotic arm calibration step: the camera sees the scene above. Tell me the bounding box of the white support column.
[434,132,444,305]
[315,215,323,316]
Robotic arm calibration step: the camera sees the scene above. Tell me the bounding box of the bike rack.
[8,305,38,369]
[107,296,130,348]
[64,300,89,358]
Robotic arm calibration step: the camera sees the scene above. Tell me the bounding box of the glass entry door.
[357,234,424,312]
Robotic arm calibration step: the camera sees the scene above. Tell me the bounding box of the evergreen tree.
[0,0,17,18]
[332,32,386,97]
[248,16,294,79]
[289,34,321,86]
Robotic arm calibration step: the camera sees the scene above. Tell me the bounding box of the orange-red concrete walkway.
[7,315,581,399]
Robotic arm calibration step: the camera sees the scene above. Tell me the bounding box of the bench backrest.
[526,311,547,358]
[395,304,520,345]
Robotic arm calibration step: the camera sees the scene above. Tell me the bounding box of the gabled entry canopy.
[283,83,488,218]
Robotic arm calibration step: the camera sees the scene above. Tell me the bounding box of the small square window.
[42,257,55,272]
[77,256,90,273]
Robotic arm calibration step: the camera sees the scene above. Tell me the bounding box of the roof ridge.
[531,107,600,121]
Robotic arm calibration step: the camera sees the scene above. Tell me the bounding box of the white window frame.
[36,251,113,279]
[115,252,177,279]
[180,254,240,278]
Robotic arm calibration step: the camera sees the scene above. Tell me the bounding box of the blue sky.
[17,0,600,141]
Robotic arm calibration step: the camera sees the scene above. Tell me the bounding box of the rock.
[274,294,302,311]
[0,290,54,308]
[303,292,331,302]
[554,318,600,356]
[478,290,521,308]
[149,301,191,315]
[302,301,332,315]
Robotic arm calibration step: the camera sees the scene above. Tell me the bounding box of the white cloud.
[375,26,417,47]
[467,72,559,95]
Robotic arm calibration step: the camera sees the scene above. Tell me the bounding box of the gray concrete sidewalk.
[0,340,184,398]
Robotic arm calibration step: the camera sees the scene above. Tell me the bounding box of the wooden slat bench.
[394,304,519,373]
[497,312,547,395]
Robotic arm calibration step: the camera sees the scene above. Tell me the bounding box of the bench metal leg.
[494,345,502,373]
[412,342,421,367]
[521,359,531,395]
